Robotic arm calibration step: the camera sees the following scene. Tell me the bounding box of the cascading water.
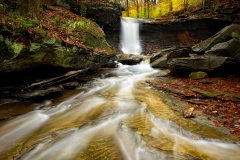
[120,18,142,55]
[0,64,240,160]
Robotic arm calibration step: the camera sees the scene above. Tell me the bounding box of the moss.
[30,43,41,52]
[5,39,24,57]
[234,52,240,62]
[200,38,212,48]
[0,5,114,73]
[43,37,57,45]
[189,71,208,80]
[12,42,24,56]
[6,15,38,32]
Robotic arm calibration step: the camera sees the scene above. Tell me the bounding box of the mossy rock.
[0,6,115,73]
[232,32,240,40]
[189,71,208,80]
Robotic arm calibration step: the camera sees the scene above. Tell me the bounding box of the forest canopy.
[118,0,203,18]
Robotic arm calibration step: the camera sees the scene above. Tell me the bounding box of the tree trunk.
[147,0,149,18]
[202,0,205,11]
[136,0,139,18]
[126,0,129,17]
[184,0,188,10]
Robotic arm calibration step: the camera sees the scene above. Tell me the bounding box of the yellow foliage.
[121,0,202,18]
[189,107,195,111]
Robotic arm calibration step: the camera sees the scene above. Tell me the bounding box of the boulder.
[151,54,168,68]
[167,56,238,76]
[167,48,190,59]
[117,54,143,65]
[205,38,240,57]
[101,60,119,68]
[233,49,240,62]
[150,47,190,68]
[192,24,240,53]
[150,51,167,63]
[150,46,178,63]
[232,32,240,40]
[189,71,208,79]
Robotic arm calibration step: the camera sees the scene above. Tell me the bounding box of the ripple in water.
[0,64,239,160]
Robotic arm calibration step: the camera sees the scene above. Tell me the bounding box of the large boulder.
[167,56,238,76]
[0,6,115,73]
[151,54,168,68]
[233,49,240,62]
[205,38,240,57]
[167,48,190,59]
[150,47,191,68]
[192,24,240,53]
[150,46,178,63]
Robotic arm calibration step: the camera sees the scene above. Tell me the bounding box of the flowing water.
[120,18,142,55]
[0,63,240,160]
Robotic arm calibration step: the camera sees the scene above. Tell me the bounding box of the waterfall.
[120,18,142,55]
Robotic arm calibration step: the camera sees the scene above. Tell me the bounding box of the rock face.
[68,0,121,30]
[105,18,231,54]
[0,6,115,73]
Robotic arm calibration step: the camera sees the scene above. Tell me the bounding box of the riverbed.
[0,63,239,160]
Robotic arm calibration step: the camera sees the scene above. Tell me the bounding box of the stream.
[0,63,240,160]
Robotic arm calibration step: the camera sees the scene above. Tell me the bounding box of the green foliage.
[79,0,90,17]
[80,4,87,17]
[7,16,38,29]
[0,3,7,13]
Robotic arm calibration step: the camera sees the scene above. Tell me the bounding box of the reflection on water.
[0,64,240,160]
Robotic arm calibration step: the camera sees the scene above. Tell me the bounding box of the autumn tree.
[202,0,205,11]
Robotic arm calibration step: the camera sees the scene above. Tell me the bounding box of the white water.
[0,64,240,159]
[120,18,142,55]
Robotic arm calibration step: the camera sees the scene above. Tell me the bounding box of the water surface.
[0,64,239,160]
